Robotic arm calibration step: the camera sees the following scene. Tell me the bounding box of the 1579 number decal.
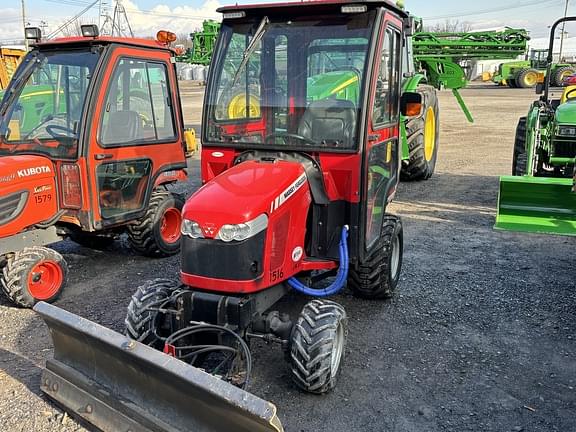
[34,194,52,204]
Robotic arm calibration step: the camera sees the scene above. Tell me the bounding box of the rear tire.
[289,299,347,394]
[553,66,575,87]
[1,247,67,308]
[125,278,180,348]
[128,189,184,257]
[401,85,439,181]
[512,117,527,176]
[508,78,518,88]
[516,68,539,88]
[348,215,403,299]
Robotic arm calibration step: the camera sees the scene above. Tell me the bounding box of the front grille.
[181,230,266,281]
[0,191,28,226]
[552,140,576,158]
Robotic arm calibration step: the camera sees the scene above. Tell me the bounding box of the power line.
[423,0,558,20]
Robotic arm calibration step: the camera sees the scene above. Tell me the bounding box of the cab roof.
[33,36,174,52]
[218,0,407,17]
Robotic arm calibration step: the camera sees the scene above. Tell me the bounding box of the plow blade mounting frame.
[35,302,283,432]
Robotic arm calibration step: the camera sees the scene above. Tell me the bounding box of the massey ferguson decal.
[269,173,307,213]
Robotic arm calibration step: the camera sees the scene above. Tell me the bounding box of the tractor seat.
[561,85,576,104]
[103,110,143,144]
[298,99,357,147]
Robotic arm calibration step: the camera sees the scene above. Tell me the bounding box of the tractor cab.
[0,27,189,235]
[191,0,419,290]
[529,48,549,69]
[0,26,191,307]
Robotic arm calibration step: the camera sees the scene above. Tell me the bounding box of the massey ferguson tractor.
[0,26,194,307]
[34,1,436,430]
[496,17,576,236]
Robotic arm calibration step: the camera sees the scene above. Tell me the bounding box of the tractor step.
[495,175,576,236]
[34,302,283,432]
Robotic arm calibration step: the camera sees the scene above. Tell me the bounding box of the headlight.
[216,214,268,242]
[181,219,204,238]
[557,125,576,137]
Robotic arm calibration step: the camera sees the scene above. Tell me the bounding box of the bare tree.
[425,19,473,33]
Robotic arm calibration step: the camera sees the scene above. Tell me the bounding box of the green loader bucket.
[34,302,283,432]
[495,176,576,236]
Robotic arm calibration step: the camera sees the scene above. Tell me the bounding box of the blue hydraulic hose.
[287,225,349,297]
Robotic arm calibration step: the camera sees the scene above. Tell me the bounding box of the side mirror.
[400,91,422,116]
[536,83,544,95]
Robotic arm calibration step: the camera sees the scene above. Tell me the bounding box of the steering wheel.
[265,132,316,146]
[46,124,76,140]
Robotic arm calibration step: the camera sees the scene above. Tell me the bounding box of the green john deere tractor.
[493,48,576,88]
[495,17,576,236]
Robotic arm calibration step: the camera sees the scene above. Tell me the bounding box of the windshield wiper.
[0,52,41,116]
[232,16,269,86]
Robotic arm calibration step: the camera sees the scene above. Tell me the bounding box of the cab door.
[363,13,402,251]
[86,46,184,229]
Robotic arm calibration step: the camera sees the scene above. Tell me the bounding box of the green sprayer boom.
[412,28,529,61]
[410,27,529,122]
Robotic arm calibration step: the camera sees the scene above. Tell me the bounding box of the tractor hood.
[555,101,576,124]
[183,159,307,230]
[0,154,54,185]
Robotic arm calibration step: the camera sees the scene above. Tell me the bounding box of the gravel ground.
[0,82,574,432]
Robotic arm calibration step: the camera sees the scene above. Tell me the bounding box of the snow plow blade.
[495,175,576,236]
[34,302,283,432]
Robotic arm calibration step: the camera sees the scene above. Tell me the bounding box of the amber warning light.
[156,30,177,45]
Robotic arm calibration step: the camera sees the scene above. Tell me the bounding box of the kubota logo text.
[17,166,51,178]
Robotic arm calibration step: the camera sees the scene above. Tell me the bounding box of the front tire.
[1,247,68,308]
[401,85,439,181]
[289,299,347,394]
[348,215,403,299]
[128,189,184,257]
[512,117,527,176]
[125,278,180,348]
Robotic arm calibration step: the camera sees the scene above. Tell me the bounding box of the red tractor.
[0,26,193,307]
[34,2,437,429]
[124,0,422,394]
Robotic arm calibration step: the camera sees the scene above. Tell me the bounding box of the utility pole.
[21,0,28,50]
[559,0,570,62]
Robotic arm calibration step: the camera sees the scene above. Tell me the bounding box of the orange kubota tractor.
[0,26,194,307]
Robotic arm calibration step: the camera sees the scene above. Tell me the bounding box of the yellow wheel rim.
[560,70,573,82]
[524,71,538,87]
[227,94,260,119]
[424,106,436,162]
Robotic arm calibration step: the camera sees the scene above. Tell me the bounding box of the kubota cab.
[35,2,430,430]
[0,26,193,307]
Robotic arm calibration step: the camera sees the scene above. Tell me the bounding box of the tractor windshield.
[0,47,100,159]
[204,11,376,150]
